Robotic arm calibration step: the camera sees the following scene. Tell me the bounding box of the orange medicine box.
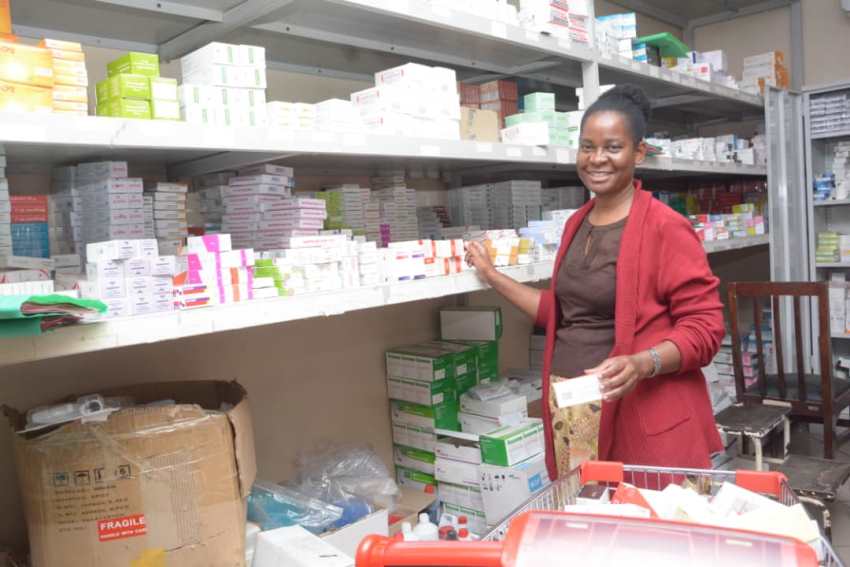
[52,84,88,102]
[0,0,9,35]
[0,40,54,88]
[0,81,53,113]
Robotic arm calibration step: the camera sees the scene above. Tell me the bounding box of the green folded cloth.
[0,295,108,337]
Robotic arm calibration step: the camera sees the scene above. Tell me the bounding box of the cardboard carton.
[479,453,550,525]
[459,107,500,142]
[440,306,503,341]
[479,418,544,467]
[6,380,256,567]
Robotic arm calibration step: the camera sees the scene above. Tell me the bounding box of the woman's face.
[577,110,647,197]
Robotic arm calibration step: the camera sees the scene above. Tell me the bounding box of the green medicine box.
[96,104,111,117]
[386,343,458,382]
[426,341,478,395]
[393,445,436,475]
[449,340,499,383]
[108,52,161,78]
[108,98,152,120]
[391,400,460,432]
[479,419,545,467]
[98,74,152,102]
[396,466,437,491]
[504,110,556,128]
[386,375,457,409]
[523,92,556,112]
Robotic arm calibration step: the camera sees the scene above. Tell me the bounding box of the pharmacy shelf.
[0,261,555,367]
[0,235,767,365]
[702,234,770,254]
[814,199,850,207]
[816,263,850,268]
[13,0,764,117]
[811,129,850,141]
[0,112,767,178]
[832,333,850,340]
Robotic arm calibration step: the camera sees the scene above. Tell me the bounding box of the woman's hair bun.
[600,84,651,123]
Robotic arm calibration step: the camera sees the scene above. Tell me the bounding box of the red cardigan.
[536,182,725,480]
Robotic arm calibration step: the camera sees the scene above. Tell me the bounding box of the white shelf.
[0,234,766,365]
[0,261,554,367]
[816,262,850,268]
[811,129,850,141]
[814,199,850,207]
[0,112,768,178]
[702,234,770,254]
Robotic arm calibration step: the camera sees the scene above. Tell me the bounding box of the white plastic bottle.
[412,513,439,541]
[401,522,419,541]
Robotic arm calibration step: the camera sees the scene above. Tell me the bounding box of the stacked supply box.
[222,165,295,250]
[504,94,581,148]
[186,192,203,232]
[97,52,178,120]
[173,234,254,308]
[180,42,268,126]
[72,161,146,257]
[466,228,534,267]
[315,98,364,133]
[48,192,75,255]
[448,185,491,229]
[595,13,638,58]
[741,51,788,96]
[142,194,155,238]
[387,342,461,493]
[458,82,481,109]
[435,430,486,535]
[266,101,316,130]
[319,184,370,234]
[11,196,50,258]
[372,177,419,245]
[440,306,502,385]
[255,232,362,295]
[0,254,55,297]
[542,186,586,211]
[352,62,460,140]
[81,238,172,317]
[810,92,850,138]
[0,151,11,258]
[488,180,543,230]
[0,39,54,113]
[256,193,328,252]
[147,182,189,254]
[194,171,235,232]
[519,0,591,45]
[40,39,89,116]
[479,79,518,129]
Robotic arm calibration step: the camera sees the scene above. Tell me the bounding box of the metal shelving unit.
[0,0,775,362]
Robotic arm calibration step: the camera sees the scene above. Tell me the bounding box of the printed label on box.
[97,514,147,542]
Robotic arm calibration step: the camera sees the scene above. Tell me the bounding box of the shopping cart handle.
[356,535,503,567]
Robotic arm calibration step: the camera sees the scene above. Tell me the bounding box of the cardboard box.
[387,487,438,536]
[479,418,544,467]
[98,74,151,101]
[442,502,487,535]
[460,411,524,435]
[0,41,54,88]
[479,453,550,525]
[386,343,457,382]
[0,0,9,35]
[396,466,436,491]
[108,98,152,119]
[321,508,388,558]
[392,423,437,453]
[108,52,160,77]
[449,340,499,383]
[459,107,500,142]
[440,306,503,341]
[523,92,555,112]
[7,381,256,567]
[439,482,485,513]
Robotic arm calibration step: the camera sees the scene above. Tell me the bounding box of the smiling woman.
[466,84,726,481]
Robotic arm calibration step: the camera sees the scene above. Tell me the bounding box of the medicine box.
[396,466,436,492]
[460,411,524,435]
[393,445,436,475]
[391,399,460,431]
[108,98,152,119]
[254,525,353,567]
[442,502,487,536]
[387,375,457,410]
[479,453,550,525]
[435,456,480,488]
[435,429,481,464]
[108,52,160,77]
[391,423,437,453]
[439,482,485,514]
[523,92,556,112]
[479,418,544,467]
[426,340,478,391]
[440,306,503,341]
[386,343,457,382]
[150,77,178,101]
[98,74,151,102]
[460,391,527,419]
[451,340,499,382]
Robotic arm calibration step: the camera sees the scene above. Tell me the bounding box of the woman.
[466,84,725,480]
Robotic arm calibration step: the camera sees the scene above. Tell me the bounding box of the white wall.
[595,0,683,38]
[802,0,850,88]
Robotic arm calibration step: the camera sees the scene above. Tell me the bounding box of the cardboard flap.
[227,390,257,498]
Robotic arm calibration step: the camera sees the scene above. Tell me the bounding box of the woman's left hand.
[585,354,651,402]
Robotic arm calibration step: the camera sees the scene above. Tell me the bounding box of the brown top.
[550,216,627,378]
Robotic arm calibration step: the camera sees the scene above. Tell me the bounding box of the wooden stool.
[715,404,790,471]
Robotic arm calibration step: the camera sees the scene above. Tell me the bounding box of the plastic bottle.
[401,522,419,541]
[412,513,439,541]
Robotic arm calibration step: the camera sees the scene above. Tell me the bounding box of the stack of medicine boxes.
[96,52,179,120]
[503,92,582,149]
[434,306,548,535]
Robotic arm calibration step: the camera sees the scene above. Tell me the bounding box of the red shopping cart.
[356,461,844,567]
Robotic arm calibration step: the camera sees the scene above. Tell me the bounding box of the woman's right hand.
[465,241,497,283]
